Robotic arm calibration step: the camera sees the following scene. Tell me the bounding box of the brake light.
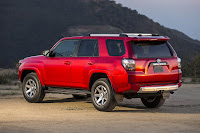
[177,57,181,69]
[122,58,135,71]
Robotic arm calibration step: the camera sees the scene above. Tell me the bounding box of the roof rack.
[88,34,120,37]
[123,33,159,36]
[87,33,160,37]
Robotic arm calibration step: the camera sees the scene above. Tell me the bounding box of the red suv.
[18,33,182,111]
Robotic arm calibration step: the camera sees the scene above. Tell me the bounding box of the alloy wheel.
[94,85,108,106]
[25,79,37,98]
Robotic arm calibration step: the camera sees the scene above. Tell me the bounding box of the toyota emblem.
[156,59,162,63]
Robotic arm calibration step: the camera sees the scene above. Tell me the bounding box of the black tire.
[91,78,117,112]
[22,72,45,103]
[141,96,165,108]
[72,94,90,99]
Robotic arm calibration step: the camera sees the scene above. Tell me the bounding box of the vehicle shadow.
[113,102,200,114]
[81,100,200,114]
[42,97,90,103]
[42,97,200,114]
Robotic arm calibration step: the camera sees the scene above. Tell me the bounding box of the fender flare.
[20,67,45,86]
[88,70,119,92]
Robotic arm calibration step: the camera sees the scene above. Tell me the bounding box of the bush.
[0,76,9,84]
[0,74,18,85]
[182,51,200,78]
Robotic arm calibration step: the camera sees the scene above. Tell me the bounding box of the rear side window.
[106,40,125,56]
[77,40,99,57]
[131,41,173,58]
[51,40,79,57]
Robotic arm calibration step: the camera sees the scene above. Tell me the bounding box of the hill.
[0,0,200,68]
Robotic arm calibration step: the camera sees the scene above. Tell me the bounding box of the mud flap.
[162,93,170,99]
[115,94,124,102]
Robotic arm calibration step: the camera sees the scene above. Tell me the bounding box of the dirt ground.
[0,84,200,133]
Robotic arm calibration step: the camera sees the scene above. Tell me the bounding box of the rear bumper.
[138,85,178,93]
[116,81,182,93]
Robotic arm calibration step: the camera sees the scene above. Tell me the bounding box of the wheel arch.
[89,71,118,92]
[20,68,44,86]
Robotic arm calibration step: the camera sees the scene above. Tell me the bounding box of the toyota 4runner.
[18,33,182,111]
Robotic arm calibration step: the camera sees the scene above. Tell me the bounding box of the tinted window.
[106,40,125,56]
[51,40,79,57]
[77,40,99,57]
[131,41,173,58]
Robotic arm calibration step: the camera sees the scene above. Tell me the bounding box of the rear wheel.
[22,72,45,103]
[91,78,117,112]
[141,96,165,108]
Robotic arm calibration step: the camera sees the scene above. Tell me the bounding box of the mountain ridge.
[0,0,199,68]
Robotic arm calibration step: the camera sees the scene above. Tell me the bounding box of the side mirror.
[42,50,50,57]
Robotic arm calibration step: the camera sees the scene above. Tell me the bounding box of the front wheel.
[91,78,117,112]
[141,96,165,108]
[22,72,45,103]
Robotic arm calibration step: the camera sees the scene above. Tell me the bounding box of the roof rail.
[88,34,120,37]
[122,33,159,36]
[119,33,128,37]
[87,33,160,37]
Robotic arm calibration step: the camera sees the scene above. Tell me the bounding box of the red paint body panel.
[18,55,45,86]
[19,35,182,94]
[71,57,99,89]
[43,57,72,87]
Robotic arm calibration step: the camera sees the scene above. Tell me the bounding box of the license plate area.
[153,66,163,73]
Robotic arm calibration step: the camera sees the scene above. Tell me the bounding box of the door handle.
[88,61,94,65]
[64,61,71,65]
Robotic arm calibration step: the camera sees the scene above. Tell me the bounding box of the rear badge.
[151,59,167,66]
[156,59,162,63]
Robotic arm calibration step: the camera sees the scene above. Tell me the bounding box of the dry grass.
[0,68,18,85]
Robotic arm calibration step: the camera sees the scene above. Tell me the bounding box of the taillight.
[177,57,181,69]
[122,58,135,71]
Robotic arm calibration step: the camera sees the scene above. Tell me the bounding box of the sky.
[114,0,200,40]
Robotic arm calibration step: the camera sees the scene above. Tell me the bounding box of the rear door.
[131,41,179,84]
[71,39,99,89]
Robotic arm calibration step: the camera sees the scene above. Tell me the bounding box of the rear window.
[106,40,125,56]
[131,41,173,58]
